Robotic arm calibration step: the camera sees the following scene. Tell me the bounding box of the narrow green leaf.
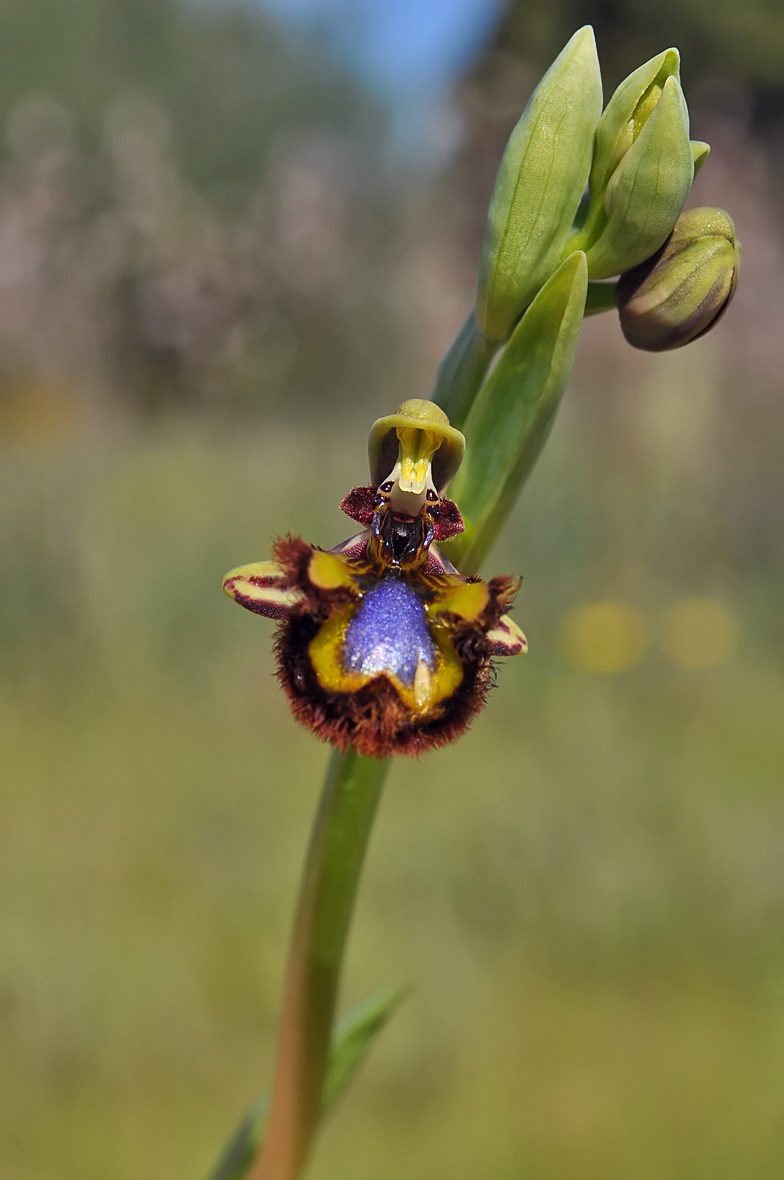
[209,1100,268,1180]
[322,984,409,1115]
[475,26,601,343]
[208,984,407,1180]
[448,251,588,574]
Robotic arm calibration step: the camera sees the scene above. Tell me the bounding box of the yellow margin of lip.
[308,606,463,716]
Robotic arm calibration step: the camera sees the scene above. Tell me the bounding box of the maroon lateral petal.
[340,485,376,526]
[432,498,464,541]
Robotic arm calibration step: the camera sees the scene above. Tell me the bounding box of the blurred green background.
[2,1,784,1178]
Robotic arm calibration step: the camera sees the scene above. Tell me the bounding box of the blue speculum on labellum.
[223,400,527,757]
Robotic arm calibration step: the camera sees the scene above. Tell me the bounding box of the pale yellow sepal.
[222,560,303,617]
[486,615,528,656]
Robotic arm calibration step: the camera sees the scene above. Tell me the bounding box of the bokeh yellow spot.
[559,601,649,674]
[663,598,738,669]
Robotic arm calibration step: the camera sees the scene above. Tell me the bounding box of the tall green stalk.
[243,295,580,1175]
[224,253,587,1180]
[247,750,388,1180]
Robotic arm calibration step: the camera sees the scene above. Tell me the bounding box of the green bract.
[448,251,588,575]
[617,206,740,351]
[584,75,694,280]
[432,310,497,431]
[475,26,601,344]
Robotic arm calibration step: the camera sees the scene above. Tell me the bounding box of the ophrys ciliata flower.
[223,399,526,758]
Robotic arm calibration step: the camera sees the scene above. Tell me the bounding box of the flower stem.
[584,279,618,315]
[248,749,389,1180]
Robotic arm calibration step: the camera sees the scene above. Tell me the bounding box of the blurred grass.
[1,375,783,1179]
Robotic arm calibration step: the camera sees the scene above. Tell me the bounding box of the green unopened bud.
[617,207,740,351]
[584,75,693,280]
[476,26,602,343]
[589,48,680,201]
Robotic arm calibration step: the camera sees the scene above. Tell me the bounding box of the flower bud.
[585,75,693,280]
[617,207,740,351]
[589,48,681,202]
[476,26,602,343]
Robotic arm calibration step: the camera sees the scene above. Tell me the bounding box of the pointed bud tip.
[571,24,597,47]
[659,73,687,111]
[662,47,680,73]
[560,26,600,78]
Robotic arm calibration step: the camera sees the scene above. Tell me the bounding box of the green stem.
[431,309,499,429]
[584,280,618,315]
[248,750,389,1180]
[564,192,607,259]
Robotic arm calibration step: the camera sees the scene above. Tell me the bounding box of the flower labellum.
[223,400,526,758]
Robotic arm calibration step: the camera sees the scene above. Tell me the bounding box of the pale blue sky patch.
[252,0,508,157]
